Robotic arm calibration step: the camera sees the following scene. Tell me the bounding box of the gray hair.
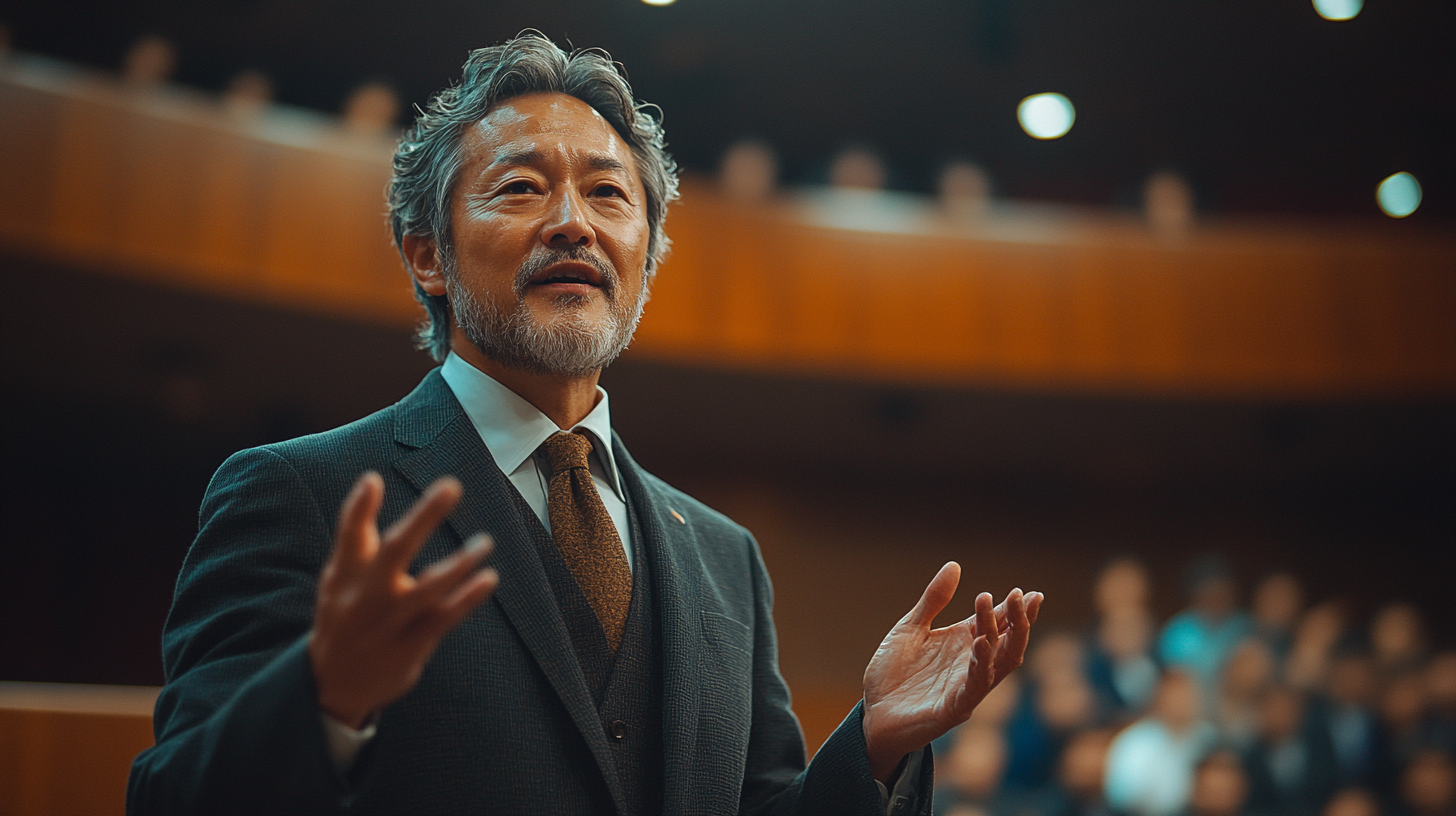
[388,32,680,361]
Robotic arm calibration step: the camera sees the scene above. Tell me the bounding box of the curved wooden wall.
[3,54,1453,400]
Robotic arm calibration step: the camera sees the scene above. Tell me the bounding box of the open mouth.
[527,261,606,291]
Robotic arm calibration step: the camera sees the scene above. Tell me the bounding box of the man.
[127,33,1043,815]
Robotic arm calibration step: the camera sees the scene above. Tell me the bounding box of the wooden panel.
[0,683,159,816]
[2,55,1454,400]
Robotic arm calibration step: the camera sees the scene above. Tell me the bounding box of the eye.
[502,180,538,195]
[591,183,625,199]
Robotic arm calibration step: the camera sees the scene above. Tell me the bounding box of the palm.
[861,562,1041,777]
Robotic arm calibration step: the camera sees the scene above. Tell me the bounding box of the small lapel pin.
[670,509,686,525]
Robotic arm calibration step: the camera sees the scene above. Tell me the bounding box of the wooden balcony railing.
[3,53,1453,400]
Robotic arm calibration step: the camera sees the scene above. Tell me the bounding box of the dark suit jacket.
[127,369,933,815]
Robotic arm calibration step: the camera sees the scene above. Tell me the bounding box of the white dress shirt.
[438,351,634,570]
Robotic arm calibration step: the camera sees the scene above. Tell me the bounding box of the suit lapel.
[612,435,712,815]
[390,372,627,810]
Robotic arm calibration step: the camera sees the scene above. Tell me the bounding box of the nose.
[539,189,596,249]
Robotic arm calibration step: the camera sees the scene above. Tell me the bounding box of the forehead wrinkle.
[465,95,640,183]
[481,141,632,176]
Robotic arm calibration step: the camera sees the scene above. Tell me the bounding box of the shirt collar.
[439,352,623,500]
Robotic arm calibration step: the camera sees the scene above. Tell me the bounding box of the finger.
[393,534,494,626]
[376,477,463,577]
[998,588,1031,670]
[973,591,996,645]
[958,632,997,717]
[333,472,384,571]
[417,567,500,643]
[904,562,961,628]
[982,597,1012,637]
[1024,591,1045,625]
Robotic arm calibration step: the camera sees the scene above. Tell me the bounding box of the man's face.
[444,92,651,376]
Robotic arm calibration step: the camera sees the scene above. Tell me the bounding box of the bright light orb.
[1018,93,1075,140]
[1313,0,1363,21]
[642,0,677,5]
[1377,172,1422,218]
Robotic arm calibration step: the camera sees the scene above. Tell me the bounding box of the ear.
[402,234,448,297]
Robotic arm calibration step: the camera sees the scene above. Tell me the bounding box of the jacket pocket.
[700,610,753,659]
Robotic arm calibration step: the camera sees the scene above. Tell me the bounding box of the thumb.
[905,561,961,628]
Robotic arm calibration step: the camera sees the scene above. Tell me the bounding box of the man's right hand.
[308,472,499,729]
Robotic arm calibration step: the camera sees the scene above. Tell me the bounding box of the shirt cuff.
[875,749,924,815]
[320,711,377,774]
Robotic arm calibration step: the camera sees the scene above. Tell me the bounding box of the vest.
[511,488,664,816]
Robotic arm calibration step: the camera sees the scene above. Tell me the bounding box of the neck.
[451,339,602,429]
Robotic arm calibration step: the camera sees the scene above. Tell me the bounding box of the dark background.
[0,1,1453,687]
[4,0,1453,217]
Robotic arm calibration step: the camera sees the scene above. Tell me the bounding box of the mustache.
[514,246,617,297]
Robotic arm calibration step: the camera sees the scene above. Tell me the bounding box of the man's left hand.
[861,561,1043,783]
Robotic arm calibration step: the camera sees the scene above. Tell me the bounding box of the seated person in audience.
[1286,602,1349,692]
[1249,572,1303,662]
[1424,654,1456,755]
[1006,632,1099,790]
[1087,558,1160,718]
[1217,639,1277,751]
[1049,728,1116,816]
[1397,750,1455,816]
[1241,685,1338,816]
[1159,556,1251,695]
[1379,672,1436,794]
[1105,670,1218,816]
[1322,788,1381,816]
[1371,605,1427,679]
[1326,651,1381,789]
[1184,752,1251,816]
[936,725,1014,816]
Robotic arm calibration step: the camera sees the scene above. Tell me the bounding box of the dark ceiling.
[4,0,1453,219]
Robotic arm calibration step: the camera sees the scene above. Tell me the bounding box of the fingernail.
[466,533,492,554]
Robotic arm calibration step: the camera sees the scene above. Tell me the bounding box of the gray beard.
[446,248,648,378]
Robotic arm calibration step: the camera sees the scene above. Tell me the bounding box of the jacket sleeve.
[737,533,935,816]
[127,448,363,816]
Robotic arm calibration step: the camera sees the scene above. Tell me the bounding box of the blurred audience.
[1187,751,1252,816]
[1218,640,1278,751]
[1251,573,1305,661]
[1327,652,1381,789]
[936,724,1012,816]
[1105,670,1218,815]
[1241,685,1338,816]
[123,34,176,87]
[1159,556,1252,695]
[341,82,401,136]
[719,140,779,202]
[1088,558,1162,718]
[828,145,886,191]
[1324,788,1381,816]
[1398,751,1454,816]
[1427,655,1456,754]
[1373,606,1428,679]
[938,160,993,221]
[1052,729,1117,816]
[931,553,1449,816]
[1288,602,1349,692]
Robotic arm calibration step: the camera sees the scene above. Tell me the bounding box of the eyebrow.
[488,149,631,174]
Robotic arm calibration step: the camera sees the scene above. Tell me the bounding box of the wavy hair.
[388,32,680,361]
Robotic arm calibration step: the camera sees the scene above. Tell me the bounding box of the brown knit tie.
[543,431,632,651]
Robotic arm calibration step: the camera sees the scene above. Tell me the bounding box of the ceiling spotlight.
[1313,0,1363,21]
[1376,172,1422,218]
[642,0,677,5]
[1017,93,1075,140]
